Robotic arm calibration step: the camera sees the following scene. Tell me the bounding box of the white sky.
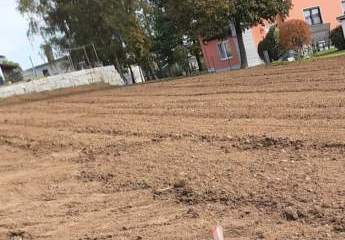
[0,0,44,70]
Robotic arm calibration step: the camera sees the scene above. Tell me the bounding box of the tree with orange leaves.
[279,19,312,55]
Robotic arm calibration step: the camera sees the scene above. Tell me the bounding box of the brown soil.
[0,57,345,240]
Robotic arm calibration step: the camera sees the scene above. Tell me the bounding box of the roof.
[24,56,68,72]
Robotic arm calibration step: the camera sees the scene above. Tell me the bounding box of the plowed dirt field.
[1,57,345,240]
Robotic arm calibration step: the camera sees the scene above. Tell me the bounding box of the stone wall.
[0,65,124,99]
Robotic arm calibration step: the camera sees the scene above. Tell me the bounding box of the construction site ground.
[0,57,345,240]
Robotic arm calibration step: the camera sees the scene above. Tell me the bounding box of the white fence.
[0,65,125,99]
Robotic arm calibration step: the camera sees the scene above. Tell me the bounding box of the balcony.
[309,23,331,44]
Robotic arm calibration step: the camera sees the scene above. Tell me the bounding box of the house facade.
[201,0,344,72]
[200,26,262,72]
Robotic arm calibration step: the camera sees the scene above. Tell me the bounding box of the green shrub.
[258,26,282,62]
[7,68,23,83]
[330,26,345,50]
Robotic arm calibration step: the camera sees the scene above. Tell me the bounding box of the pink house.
[201,0,345,72]
[201,25,242,72]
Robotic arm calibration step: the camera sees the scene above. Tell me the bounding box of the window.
[303,7,323,25]
[217,41,232,60]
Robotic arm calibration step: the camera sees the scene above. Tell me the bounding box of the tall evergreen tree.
[152,2,180,74]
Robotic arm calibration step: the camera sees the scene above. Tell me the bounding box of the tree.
[152,0,231,74]
[41,43,55,64]
[162,0,292,68]
[229,0,292,68]
[258,25,282,61]
[173,45,191,75]
[152,3,180,74]
[0,61,23,83]
[279,19,311,55]
[17,0,154,82]
[330,26,345,50]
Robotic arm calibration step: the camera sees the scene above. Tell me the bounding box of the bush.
[258,26,282,62]
[6,67,23,83]
[330,26,345,50]
[173,45,190,74]
[279,19,311,53]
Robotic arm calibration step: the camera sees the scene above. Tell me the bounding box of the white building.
[23,56,145,85]
[22,56,72,81]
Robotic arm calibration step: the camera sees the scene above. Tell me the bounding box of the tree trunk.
[234,21,248,69]
[168,66,173,78]
[195,52,203,71]
[114,55,127,85]
[149,63,158,80]
[128,64,136,84]
[143,68,151,81]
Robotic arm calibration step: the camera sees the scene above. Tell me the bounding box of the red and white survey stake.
[212,225,224,240]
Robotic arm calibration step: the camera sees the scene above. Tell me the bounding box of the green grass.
[311,48,338,57]
[271,61,291,66]
[311,49,345,59]
[272,49,345,66]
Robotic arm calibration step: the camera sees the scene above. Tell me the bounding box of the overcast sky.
[0,0,44,70]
